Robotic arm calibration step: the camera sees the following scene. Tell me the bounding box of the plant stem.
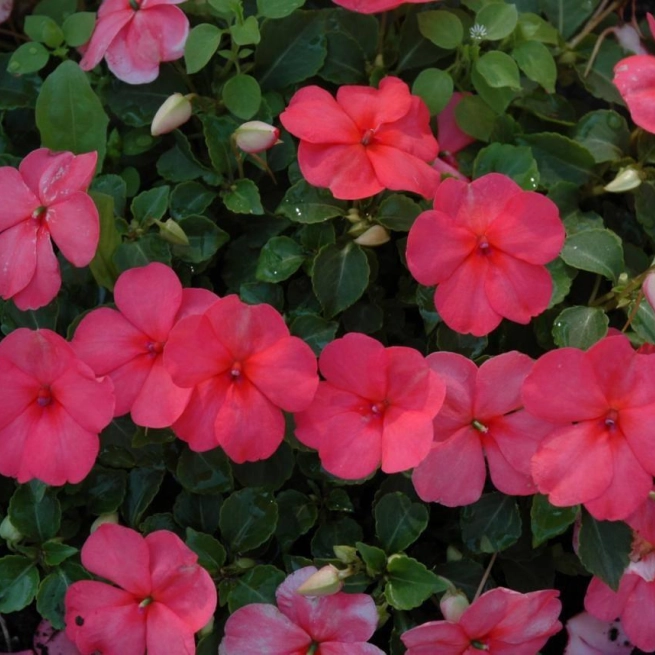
[568,0,623,50]
[473,551,497,602]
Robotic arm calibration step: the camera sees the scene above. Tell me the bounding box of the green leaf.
[24,15,63,47]
[174,492,222,534]
[417,10,463,50]
[635,181,655,241]
[255,10,327,90]
[227,565,285,612]
[290,314,338,355]
[222,74,261,120]
[560,228,624,281]
[460,492,522,553]
[275,490,318,549]
[375,493,428,554]
[471,64,517,114]
[131,186,170,223]
[122,467,165,528]
[578,509,631,590]
[573,110,630,163]
[540,0,601,39]
[547,258,577,308]
[475,51,521,89]
[158,132,214,183]
[185,24,222,74]
[473,143,539,190]
[36,562,89,630]
[79,466,127,515]
[476,3,518,40]
[0,53,41,109]
[311,516,363,558]
[454,95,497,142]
[220,489,278,553]
[89,191,120,292]
[518,133,595,188]
[411,68,453,116]
[185,528,226,575]
[176,447,233,495]
[36,61,109,169]
[7,42,50,76]
[222,179,264,215]
[256,236,305,283]
[356,541,387,576]
[376,194,423,232]
[33,0,77,23]
[62,12,96,47]
[385,554,447,610]
[170,182,216,219]
[312,242,370,318]
[42,541,78,567]
[9,484,60,543]
[257,0,305,18]
[0,556,39,612]
[512,41,557,93]
[231,15,260,46]
[516,12,559,44]
[173,215,229,264]
[277,180,347,224]
[552,306,609,349]
[232,442,295,492]
[531,495,579,547]
[320,30,367,85]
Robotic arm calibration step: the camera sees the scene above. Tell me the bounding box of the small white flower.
[470,23,488,41]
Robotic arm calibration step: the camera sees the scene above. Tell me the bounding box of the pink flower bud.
[234,121,281,153]
[643,271,655,312]
[296,565,344,597]
[439,590,470,623]
[151,93,193,136]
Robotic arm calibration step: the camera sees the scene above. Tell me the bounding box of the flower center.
[604,409,619,431]
[477,236,492,256]
[146,341,164,357]
[129,0,140,9]
[471,640,489,651]
[370,400,388,417]
[306,644,319,655]
[36,386,52,407]
[31,206,47,223]
[138,596,153,610]
[230,361,242,380]
[361,128,376,146]
[471,419,488,433]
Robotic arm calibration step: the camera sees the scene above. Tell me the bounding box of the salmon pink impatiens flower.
[564,612,633,655]
[79,0,189,85]
[412,351,556,507]
[332,0,432,12]
[294,333,446,480]
[406,173,565,336]
[0,148,99,311]
[0,328,114,486]
[279,76,440,200]
[72,263,218,429]
[64,523,216,655]
[401,587,562,654]
[523,335,655,521]
[163,295,318,462]
[219,566,384,655]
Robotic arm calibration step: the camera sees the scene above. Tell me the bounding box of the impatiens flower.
[294,333,446,480]
[0,328,114,486]
[72,262,218,428]
[164,295,318,462]
[0,148,99,310]
[406,173,565,336]
[564,612,633,655]
[233,121,281,154]
[279,76,440,200]
[585,550,655,652]
[79,0,189,85]
[332,0,432,13]
[412,351,556,506]
[613,14,655,134]
[151,93,193,136]
[401,587,562,654]
[0,0,12,23]
[65,524,216,655]
[523,335,655,521]
[626,487,655,544]
[219,566,385,655]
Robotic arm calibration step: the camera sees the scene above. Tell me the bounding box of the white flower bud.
[233,121,281,153]
[297,565,344,597]
[440,590,470,623]
[151,93,193,136]
[604,167,642,193]
[354,225,391,247]
[0,516,22,543]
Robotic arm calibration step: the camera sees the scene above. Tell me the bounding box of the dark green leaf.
[36,562,89,629]
[9,483,61,542]
[356,541,387,576]
[222,179,264,215]
[531,494,579,547]
[460,492,522,553]
[275,490,318,549]
[227,565,285,612]
[411,68,453,116]
[232,442,295,492]
[512,41,556,92]
[186,528,226,574]
[454,95,497,142]
[256,236,305,283]
[222,74,261,120]
[122,467,164,528]
[42,541,78,567]
[311,517,363,558]
[131,186,170,223]
[552,306,609,349]
[560,228,624,281]
[573,110,630,163]
[62,12,96,47]
[476,3,518,40]
[540,0,600,39]
[375,493,428,554]
[185,24,222,74]
[473,143,539,190]
[277,180,346,224]
[7,42,50,76]
[0,556,39,612]
[89,191,120,291]
[80,466,127,515]
[417,10,463,50]
[290,313,338,355]
[385,554,447,610]
[257,0,305,18]
[174,491,222,533]
[176,447,233,495]
[475,51,521,89]
[220,489,278,553]
[173,215,229,264]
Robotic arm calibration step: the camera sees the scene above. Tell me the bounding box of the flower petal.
[474,351,533,418]
[0,166,37,231]
[46,193,99,266]
[79,10,134,72]
[0,220,37,301]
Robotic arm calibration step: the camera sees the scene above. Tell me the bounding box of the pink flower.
[219,566,384,655]
[80,0,189,85]
[585,552,655,652]
[65,524,216,655]
[437,92,476,159]
[564,612,633,655]
[613,15,655,134]
[625,487,655,544]
[0,0,12,23]
[163,295,318,462]
[523,335,655,521]
[412,351,555,506]
[332,0,432,13]
[72,263,218,428]
[406,173,565,336]
[279,76,440,200]
[401,587,562,654]
[0,328,114,486]
[0,149,99,310]
[294,333,446,480]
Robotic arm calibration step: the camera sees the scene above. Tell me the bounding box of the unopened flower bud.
[643,271,655,311]
[155,218,190,246]
[151,93,194,136]
[354,225,390,247]
[446,545,463,562]
[297,565,344,597]
[233,121,281,153]
[345,208,361,224]
[604,167,642,193]
[0,516,22,543]
[90,512,119,533]
[333,545,358,564]
[439,590,469,623]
